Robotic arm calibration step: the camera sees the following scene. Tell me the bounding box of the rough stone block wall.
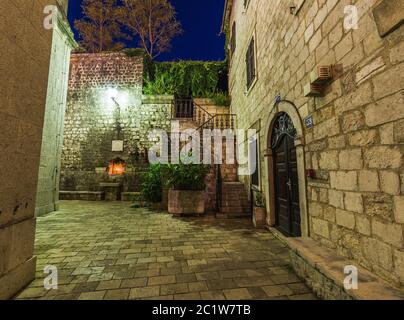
[61,53,172,192]
[0,0,64,299]
[35,11,75,216]
[228,0,404,287]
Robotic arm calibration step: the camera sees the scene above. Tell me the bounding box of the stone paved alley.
[16,201,315,300]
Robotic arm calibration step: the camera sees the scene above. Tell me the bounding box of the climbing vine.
[143,59,229,105]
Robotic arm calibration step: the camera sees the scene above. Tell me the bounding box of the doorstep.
[268,227,404,300]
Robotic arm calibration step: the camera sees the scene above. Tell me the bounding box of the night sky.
[67,0,226,62]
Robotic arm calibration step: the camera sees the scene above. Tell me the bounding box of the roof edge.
[221,0,234,33]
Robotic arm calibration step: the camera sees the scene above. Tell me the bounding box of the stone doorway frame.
[263,100,309,237]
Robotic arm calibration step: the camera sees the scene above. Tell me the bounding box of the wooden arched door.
[271,113,301,237]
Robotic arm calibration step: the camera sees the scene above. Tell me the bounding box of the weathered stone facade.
[61,53,172,193]
[224,0,404,289]
[35,7,76,216]
[0,0,72,299]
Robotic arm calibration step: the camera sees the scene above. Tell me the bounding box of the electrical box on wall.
[112,140,124,152]
[310,66,332,84]
[304,83,322,97]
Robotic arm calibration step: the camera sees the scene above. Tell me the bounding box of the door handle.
[286,178,292,191]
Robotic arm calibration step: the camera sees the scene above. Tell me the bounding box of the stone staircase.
[171,99,251,218]
[217,181,251,218]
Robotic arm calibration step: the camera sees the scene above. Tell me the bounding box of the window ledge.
[245,76,258,96]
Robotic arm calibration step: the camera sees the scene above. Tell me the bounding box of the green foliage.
[254,191,265,208]
[165,163,209,191]
[143,60,229,104]
[141,164,163,203]
[207,92,231,107]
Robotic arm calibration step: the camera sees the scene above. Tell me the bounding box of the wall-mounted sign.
[112,140,124,152]
[304,115,314,129]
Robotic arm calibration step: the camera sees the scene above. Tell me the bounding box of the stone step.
[220,206,251,214]
[279,236,404,300]
[216,212,251,219]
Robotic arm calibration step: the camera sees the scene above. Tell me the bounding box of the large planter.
[253,207,266,228]
[168,190,205,216]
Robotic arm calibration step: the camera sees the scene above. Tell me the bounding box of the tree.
[75,0,126,53]
[120,0,182,59]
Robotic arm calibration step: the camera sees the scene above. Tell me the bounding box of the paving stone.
[160,283,189,295]
[104,289,130,300]
[16,201,313,300]
[16,287,49,299]
[288,293,318,300]
[262,285,294,297]
[200,290,226,300]
[78,291,106,300]
[223,288,253,300]
[174,292,201,300]
[206,279,236,290]
[129,286,160,299]
[73,281,100,293]
[96,280,122,291]
[176,273,197,283]
[188,281,208,292]
[121,278,148,289]
[234,276,274,288]
[148,275,176,286]
[247,287,270,300]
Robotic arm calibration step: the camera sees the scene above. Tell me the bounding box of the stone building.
[223,0,404,295]
[35,5,76,216]
[0,0,74,299]
[60,52,172,198]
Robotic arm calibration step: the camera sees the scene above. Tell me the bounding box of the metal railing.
[215,164,222,216]
[172,99,195,119]
[171,99,236,131]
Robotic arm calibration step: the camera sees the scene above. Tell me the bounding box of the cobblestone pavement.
[16,201,316,300]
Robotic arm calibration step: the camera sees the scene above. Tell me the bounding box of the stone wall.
[61,53,172,192]
[35,8,76,216]
[0,0,70,299]
[226,0,404,287]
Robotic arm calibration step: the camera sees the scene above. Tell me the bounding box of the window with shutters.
[246,38,256,89]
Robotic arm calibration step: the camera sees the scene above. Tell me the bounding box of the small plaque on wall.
[304,115,314,129]
[112,140,124,152]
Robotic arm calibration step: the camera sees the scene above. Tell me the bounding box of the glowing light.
[107,88,118,100]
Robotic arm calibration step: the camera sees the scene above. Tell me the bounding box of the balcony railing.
[172,98,236,131]
[172,99,194,119]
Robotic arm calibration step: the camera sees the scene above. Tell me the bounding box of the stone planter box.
[168,190,205,216]
[253,207,266,228]
[100,182,121,201]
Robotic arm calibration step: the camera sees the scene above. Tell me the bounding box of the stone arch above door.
[263,100,309,237]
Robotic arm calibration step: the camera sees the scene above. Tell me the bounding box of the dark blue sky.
[67,0,226,61]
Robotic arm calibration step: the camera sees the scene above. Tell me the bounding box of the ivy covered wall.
[143,59,230,105]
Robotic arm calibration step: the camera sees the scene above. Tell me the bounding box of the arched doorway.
[271,113,301,237]
[264,100,308,237]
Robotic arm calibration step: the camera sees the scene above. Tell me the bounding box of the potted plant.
[165,163,209,216]
[253,191,267,228]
